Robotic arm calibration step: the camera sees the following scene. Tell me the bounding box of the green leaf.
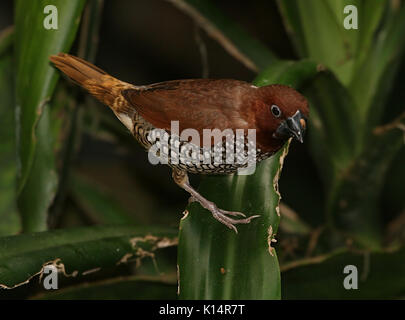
[177,60,319,300]
[350,4,405,136]
[167,0,277,71]
[0,33,21,236]
[254,59,319,89]
[0,225,177,289]
[15,0,86,231]
[178,152,287,300]
[282,246,405,299]
[15,0,86,191]
[351,0,386,71]
[17,106,60,232]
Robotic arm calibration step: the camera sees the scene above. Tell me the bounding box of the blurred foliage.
[0,29,20,236]
[0,0,404,299]
[15,0,86,232]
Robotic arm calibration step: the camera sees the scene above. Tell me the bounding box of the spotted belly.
[168,151,273,175]
[128,111,272,175]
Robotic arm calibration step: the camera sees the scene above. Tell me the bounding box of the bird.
[50,53,309,233]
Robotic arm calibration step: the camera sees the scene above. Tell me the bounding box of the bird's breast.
[130,113,274,174]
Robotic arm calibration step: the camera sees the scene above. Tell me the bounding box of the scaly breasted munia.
[50,53,309,232]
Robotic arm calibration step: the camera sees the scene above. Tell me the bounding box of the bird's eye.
[271,104,281,118]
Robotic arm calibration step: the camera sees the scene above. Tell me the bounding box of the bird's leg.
[172,169,260,233]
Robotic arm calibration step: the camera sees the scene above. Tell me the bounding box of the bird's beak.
[274,110,306,143]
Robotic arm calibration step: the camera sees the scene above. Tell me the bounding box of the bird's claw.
[218,209,246,218]
[210,206,260,233]
[187,187,260,233]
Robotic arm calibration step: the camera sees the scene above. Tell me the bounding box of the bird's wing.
[122,79,252,142]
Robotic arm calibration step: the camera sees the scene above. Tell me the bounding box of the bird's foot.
[172,169,260,233]
[202,201,260,233]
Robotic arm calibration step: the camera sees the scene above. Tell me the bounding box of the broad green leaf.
[0,225,177,289]
[282,246,405,299]
[178,152,287,300]
[18,102,63,232]
[0,34,21,236]
[15,0,86,232]
[350,0,386,71]
[167,0,277,72]
[18,83,76,232]
[254,60,319,89]
[178,60,319,300]
[15,0,86,192]
[322,0,386,69]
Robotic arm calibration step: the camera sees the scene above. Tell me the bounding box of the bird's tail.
[50,53,133,108]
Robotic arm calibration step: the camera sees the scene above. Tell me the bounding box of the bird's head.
[253,84,309,147]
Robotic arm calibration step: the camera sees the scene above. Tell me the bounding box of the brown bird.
[50,53,309,232]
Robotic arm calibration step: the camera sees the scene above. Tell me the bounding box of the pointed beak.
[274,110,306,143]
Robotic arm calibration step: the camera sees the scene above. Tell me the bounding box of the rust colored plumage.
[50,53,309,232]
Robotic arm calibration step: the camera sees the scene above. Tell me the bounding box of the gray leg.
[172,169,260,233]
